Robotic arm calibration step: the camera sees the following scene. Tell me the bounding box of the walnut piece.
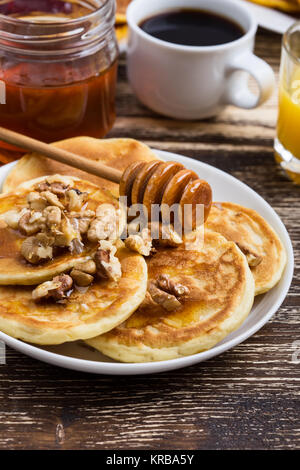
[43,206,62,231]
[2,208,27,230]
[151,223,183,248]
[18,210,46,236]
[32,280,61,301]
[87,205,119,243]
[66,189,88,212]
[36,180,69,197]
[27,192,47,211]
[125,227,152,256]
[69,210,95,235]
[55,216,80,248]
[21,233,54,264]
[70,260,96,287]
[94,240,121,282]
[73,259,97,274]
[70,269,93,287]
[156,274,189,298]
[236,242,263,267]
[36,182,50,192]
[147,274,189,312]
[148,283,181,312]
[32,274,73,301]
[49,182,69,196]
[247,253,263,267]
[40,190,64,209]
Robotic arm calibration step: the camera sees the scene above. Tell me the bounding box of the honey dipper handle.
[0,126,122,184]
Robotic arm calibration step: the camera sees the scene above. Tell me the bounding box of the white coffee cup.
[127,0,275,119]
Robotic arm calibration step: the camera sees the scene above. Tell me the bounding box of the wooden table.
[0,28,299,451]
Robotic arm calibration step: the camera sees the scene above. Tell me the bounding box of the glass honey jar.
[0,0,118,164]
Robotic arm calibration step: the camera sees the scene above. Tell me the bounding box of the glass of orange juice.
[275,22,300,184]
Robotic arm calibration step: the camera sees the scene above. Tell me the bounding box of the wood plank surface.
[0,28,299,450]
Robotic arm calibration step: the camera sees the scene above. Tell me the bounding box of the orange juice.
[276,81,300,184]
[275,22,300,184]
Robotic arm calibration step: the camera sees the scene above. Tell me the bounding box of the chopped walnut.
[21,233,54,264]
[48,182,69,196]
[150,223,183,248]
[36,180,70,197]
[70,238,85,254]
[27,192,47,211]
[125,228,152,256]
[236,243,263,267]
[72,217,90,235]
[70,260,96,287]
[87,205,119,243]
[95,204,117,219]
[32,274,73,301]
[80,210,95,218]
[69,210,95,235]
[43,206,62,231]
[66,189,88,212]
[54,216,80,248]
[36,182,50,192]
[247,253,263,267]
[40,190,64,209]
[70,269,93,287]
[94,240,121,282]
[50,183,69,197]
[156,274,189,298]
[2,208,27,230]
[18,210,46,236]
[32,280,61,301]
[88,219,110,242]
[147,274,189,312]
[73,259,97,275]
[148,282,181,312]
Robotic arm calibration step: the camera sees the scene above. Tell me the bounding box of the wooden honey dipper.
[0,127,212,229]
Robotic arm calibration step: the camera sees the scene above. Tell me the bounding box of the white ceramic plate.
[0,150,294,375]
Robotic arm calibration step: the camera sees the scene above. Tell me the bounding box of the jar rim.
[0,0,111,27]
[0,0,116,58]
[283,21,300,65]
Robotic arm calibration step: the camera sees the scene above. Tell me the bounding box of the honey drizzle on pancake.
[0,227,25,260]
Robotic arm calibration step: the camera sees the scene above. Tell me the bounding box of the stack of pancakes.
[0,137,286,362]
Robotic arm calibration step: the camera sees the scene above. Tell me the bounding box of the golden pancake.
[205,202,287,295]
[0,246,147,345]
[0,175,125,285]
[2,137,158,198]
[86,230,255,362]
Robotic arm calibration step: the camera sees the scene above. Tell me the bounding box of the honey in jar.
[0,0,118,164]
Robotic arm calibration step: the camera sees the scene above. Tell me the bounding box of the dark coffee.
[139,9,244,47]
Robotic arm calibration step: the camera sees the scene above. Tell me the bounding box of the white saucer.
[0,149,294,375]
